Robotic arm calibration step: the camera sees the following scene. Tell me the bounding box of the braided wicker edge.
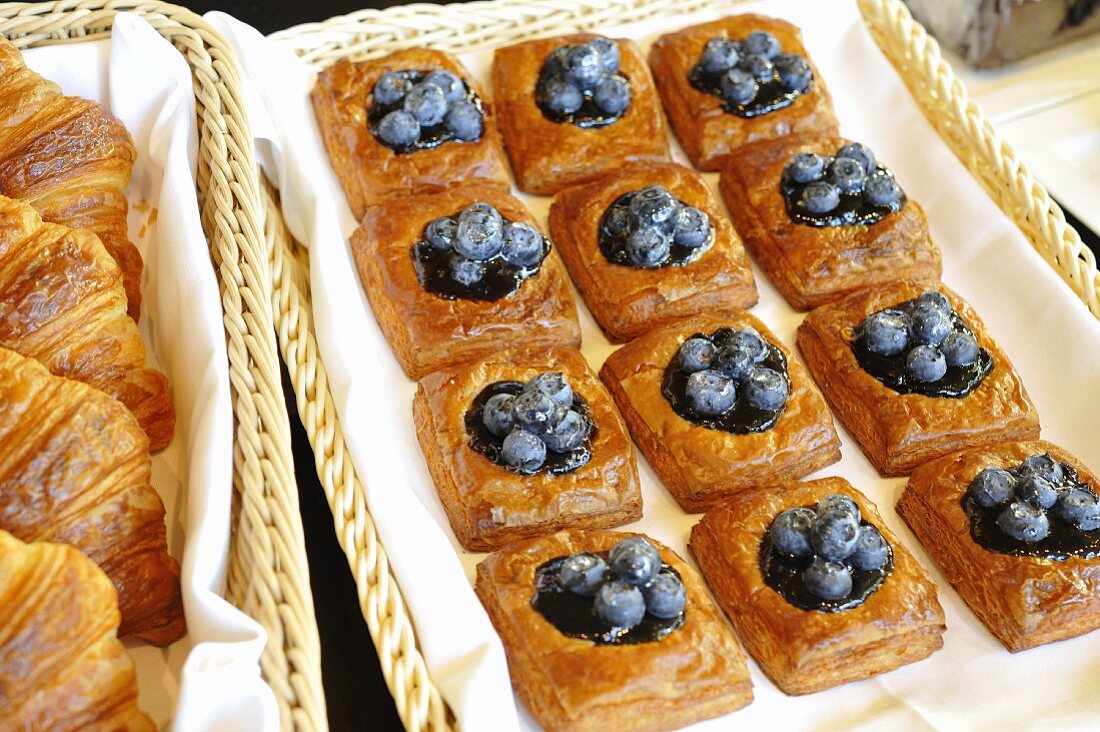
[0,2,328,730]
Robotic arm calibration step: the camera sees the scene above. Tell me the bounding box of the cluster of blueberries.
[555,537,686,630]
[372,68,484,150]
[857,291,982,384]
[767,494,891,601]
[675,328,789,418]
[691,30,812,112]
[601,185,713,268]
[969,454,1100,543]
[536,37,632,124]
[482,372,591,473]
[783,142,904,221]
[422,202,548,289]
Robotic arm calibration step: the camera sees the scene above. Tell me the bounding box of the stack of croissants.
[0,37,182,729]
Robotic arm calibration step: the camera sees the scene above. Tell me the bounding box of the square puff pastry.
[352,184,580,380]
[548,162,758,342]
[492,34,671,195]
[599,311,841,512]
[475,528,753,731]
[414,348,641,551]
[690,477,945,695]
[311,48,510,220]
[796,279,1040,476]
[648,15,839,171]
[719,135,942,311]
[899,440,1100,652]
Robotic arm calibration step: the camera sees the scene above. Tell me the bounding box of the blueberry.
[454,204,504,261]
[424,217,456,249]
[625,227,671,268]
[699,37,740,74]
[403,82,448,126]
[810,512,860,561]
[603,202,631,236]
[908,304,952,346]
[829,157,867,193]
[511,389,556,433]
[643,572,687,619]
[540,76,583,116]
[542,409,587,453]
[566,43,603,91]
[501,428,546,472]
[940,331,979,367]
[589,37,621,74]
[672,206,711,247]
[917,291,951,313]
[558,553,607,596]
[608,537,661,586]
[685,369,736,417]
[525,372,574,408]
[969,467,1017,508]
[678,337,717,373]
[719,68,758,105]
[628,186,680,229]
[450,256,484,286]
[817,494,861,522]
[743,30,781,59]
[864,172,902,207]
[836,142,876,174]
[743,367,788,411]
[377,110,420,147]
[801,181,840,214]
[1021,454,1064,484]
[996,501,1050,542]
[768,507,816,556]
[727,328,768,363]
[542,46,571,77]
[741,54,776,84]
[444,101,483,141]
[373,71,409,106]
[593,75,631,116]
[850,525,890,570]
[859,311,910,356]
[423,69,465,103]
[786,152,826,184]
[906,345,947,382]
[1017,475,1058,509]
[803,558,853,600]
[501,222,544,267]
[594,580,646,628]
[775,53,812,92]
[713,344,754,380]
[482,393,515,437]
[1056,487,1100,531]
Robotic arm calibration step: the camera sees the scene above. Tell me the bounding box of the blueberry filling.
[760,494,894,612]
[963,454,1100,560]
[532,537,686,644]
[369,69,485,153]
[662,327,790,434]
[689,30,813,118]
[597,185,714,269]
[413,202,550,301]
[780,142,906,227]
[465,373,595,476]
[852,291,993,398]
[536,37,631,128]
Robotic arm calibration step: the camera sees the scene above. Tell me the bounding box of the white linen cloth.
[209,1,1100,729]
[20,14,278,730]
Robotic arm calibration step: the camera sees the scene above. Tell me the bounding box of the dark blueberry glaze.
[535,69,630,129]
[782,158,906,227]
[532,555,685,644]
[368,69,483,153]
[597,190,714,269]
[689,64,807,118]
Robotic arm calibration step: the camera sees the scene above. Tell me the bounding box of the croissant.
[0,530,155,731]
[0,194,174,451]
[0,346,185,646]
[0,37,143,320]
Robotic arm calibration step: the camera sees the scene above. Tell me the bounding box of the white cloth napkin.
[208,1,1100,730]
[21,14,278,730]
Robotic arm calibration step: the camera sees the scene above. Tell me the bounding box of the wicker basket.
[0,2,327,730]
[263,0,1100,730]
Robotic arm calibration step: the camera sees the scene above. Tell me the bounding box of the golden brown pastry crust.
[475,528,753,731]
[690,478,945,695]
[599,312,841,512]
[414,348,641,551]
[648,15,839,171]
[899,440,1100,652]
[719,135,942,311]
[0,347,184,646]
[352,184,580,380]
[311,48,510,220]
[0,531,155,731]
[796,280,1040,476]
[548,162,757,342]
[492,34,671,195]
